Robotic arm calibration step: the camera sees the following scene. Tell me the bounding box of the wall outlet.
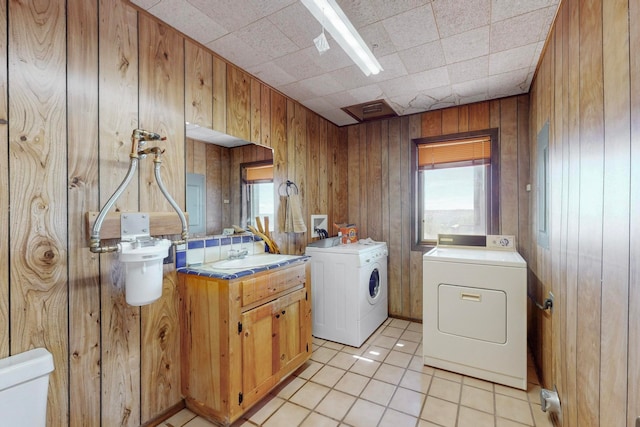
[487,235,516,249]
[311,214,328,237]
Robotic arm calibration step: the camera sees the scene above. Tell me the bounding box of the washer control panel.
[486,235,516,249]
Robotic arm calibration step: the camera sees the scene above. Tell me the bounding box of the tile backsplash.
[176,234,266,268]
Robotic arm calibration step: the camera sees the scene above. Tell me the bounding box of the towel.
[285,194,307,233]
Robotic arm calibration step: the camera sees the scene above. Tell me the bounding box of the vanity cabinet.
[178,261,312,426]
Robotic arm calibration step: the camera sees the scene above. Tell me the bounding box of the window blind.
[245,164,273,182]
[418,136,491,168]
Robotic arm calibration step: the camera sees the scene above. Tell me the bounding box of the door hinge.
[305,291,308,300]
[239,392,243,404]
[306,343,309,352]
[238,322,243,334]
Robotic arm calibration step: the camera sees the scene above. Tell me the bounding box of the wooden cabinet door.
[240,300,277,408]
[275,288,311,376]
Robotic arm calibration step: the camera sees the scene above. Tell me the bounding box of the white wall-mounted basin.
[200,254,302,271]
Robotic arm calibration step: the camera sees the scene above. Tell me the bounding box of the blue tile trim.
[177,256,309,280]
[188,239,204,249]
[206,238,220,247]
[176,251,187,268]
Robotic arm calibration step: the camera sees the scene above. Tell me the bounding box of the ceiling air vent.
[342,99,398,123]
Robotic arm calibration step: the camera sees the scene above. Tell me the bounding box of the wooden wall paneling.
[8,2,69,425]
[358,125,368,238]
[468,102,489,131]
[226,66,250,141]
[386,118,402,316]
[347,126,360,230]
[292,103,307,253]
[306,113,320,225]
[67,0,101,424]
[458,104,469,132]
[0,0,8,360]
[421,110,442,137]
[600,0,630,425]
[192,139,207,176]
[271,92,287,251]
[408,115,422,319]
[629,0,640,423]
[325,124,336,228]
[563,1,581,424]
[366,121,382,240]
[185,40,213,129]
[229,147,242,230]
[137,15,185,422]
[577,1,604,425]
[398,117,412,318]
[98,0,140,424]
[260,85,271,148]
[499,97,519,237]
[441,107,459,134]
[516,96,531,263]
[380,120,390,246]
[213,57,227,132]
[336,128,349,224]
[250,78,261,144]
[205,144,227,234]
[318,120,328,224]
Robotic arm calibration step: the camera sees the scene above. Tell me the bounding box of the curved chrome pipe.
[152,153,189,244]
[90,157,139,253]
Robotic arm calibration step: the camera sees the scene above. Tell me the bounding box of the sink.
[199,254,301,271]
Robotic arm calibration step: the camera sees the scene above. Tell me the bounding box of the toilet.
[0,348,54,426]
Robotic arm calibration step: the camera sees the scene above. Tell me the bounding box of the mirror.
[185,124,274,236]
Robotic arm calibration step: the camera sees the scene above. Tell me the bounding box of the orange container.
[335,223,358,244]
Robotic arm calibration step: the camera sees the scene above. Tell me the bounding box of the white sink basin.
[200,254,301,270]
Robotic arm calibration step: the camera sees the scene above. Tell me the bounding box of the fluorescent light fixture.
[301,0,383,76]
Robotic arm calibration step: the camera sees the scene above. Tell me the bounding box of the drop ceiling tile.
[323,91,360,108]
[447,56,489,84]
[268,2,321,50]
[358,22,395,58]
[317,108,358,126]
[432,0,490,38]
[148,0,228,44]
[295,73,346,99]
[489,43,538,75]
[370,0,433,21]
[486,68,531,98]
[327,66,374,91]
[411,66,450,91]
[301,97,339,113]
[452,78,489,98]
[398,41,446,74]
[378,76,420,98]
[490,8,549,53]
[370,53,409,83]
[382,4,439,50]
[234,18,299,61]
[278,81,319,103]
[246,62,297,87]
[347,84,385,104]
[337,0,382,28]
[205,33,271,69]
[441,26,490,63]
[130,0,161,9]
[491,0,558,23]
[272,49,328,81]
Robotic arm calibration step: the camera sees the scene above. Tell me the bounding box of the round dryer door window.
[368,268,380,304]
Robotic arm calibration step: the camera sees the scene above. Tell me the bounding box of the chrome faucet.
[228,249,249,260]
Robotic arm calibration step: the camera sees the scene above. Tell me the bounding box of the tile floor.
[161,318,554,427]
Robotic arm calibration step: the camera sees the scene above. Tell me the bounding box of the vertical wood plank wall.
[345,97,531,320]
[529,0,639,426]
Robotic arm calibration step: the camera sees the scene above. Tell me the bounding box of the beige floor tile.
[323,341,346,351]
[417,421,441,427]
[526,382,542,402]
[315,389,356,420]
[433,368,463,383]
[408,355,434,374]
[300,412,339,427]
[530,402,554,427]
[290,381,331,409]
[457,406,494,427]
[462,375,494,392]
[340,345,366,355]
[183,417,217,426]
[362,345,390,361]
[349,357,381,377]
[360,379,397,406]
[343,399,385,427]
[495,383,529,401]
[390,318,411,329]
[428,377,461,403]
[295,360,323,379]
[371,334,399,349]
[496,418,531,427]
[388,386,425,417]
[378,408,419,427]
[393,340,420,355]
[495,394,534,425]
[263,402,310,427]
[311,347,339,364]
[311,365,346,388]
[400,330,423,343]
[334,371,370,396]
[374,363,406,384]
[460,384,494,413]
[384,350,413,368]
[273,375,306,399]
[327,351,357,370]
[245,396,286,425]
[381,326,405,338]
[421,395,458,427]
[407,322,423,332]
[400,369,432,394]
[163,408,197,426]
[313,337,327,346]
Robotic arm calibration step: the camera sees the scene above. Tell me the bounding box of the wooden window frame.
[411,129,500,251]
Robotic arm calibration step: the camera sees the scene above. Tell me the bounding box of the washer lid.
[424,247,526,268]
[305,240,387,255]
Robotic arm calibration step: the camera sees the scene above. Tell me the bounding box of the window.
[241,161,274,231]
[413,130,499,248]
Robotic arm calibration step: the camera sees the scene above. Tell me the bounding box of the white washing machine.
[306,238,388,347]
[423,236,527,390]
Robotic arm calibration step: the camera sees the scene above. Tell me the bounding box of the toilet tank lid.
[0,348,54,392]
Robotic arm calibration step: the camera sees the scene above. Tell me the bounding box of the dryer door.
[367,267,381,304]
